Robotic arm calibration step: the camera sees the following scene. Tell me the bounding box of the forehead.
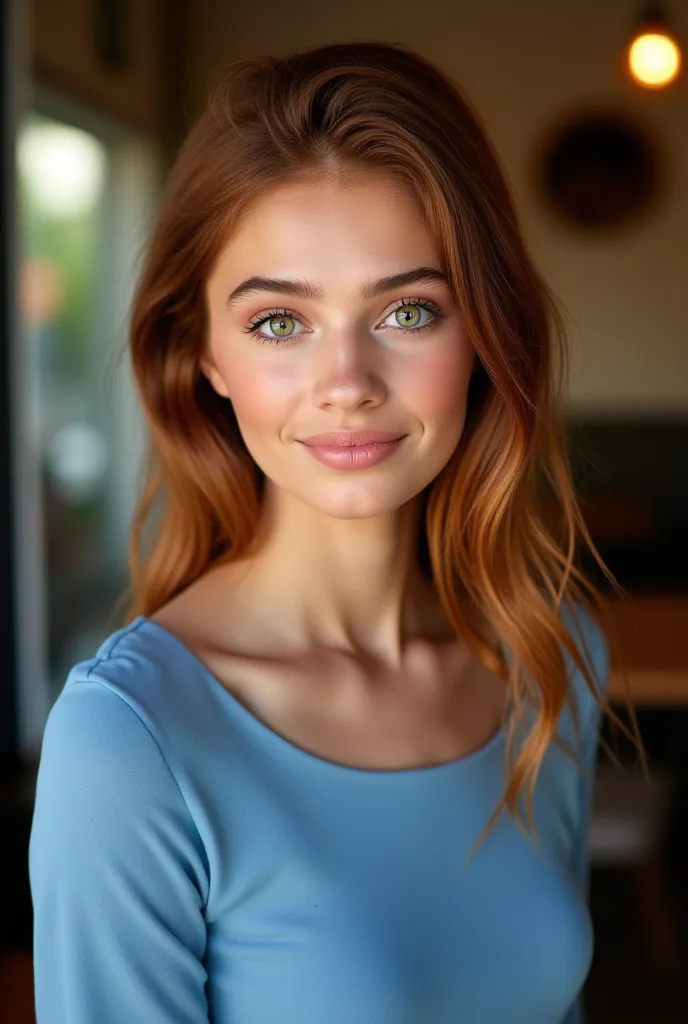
[213,171,441,280]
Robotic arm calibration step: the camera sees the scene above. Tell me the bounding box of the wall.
[29,0,165,136]
[184,0,688,417]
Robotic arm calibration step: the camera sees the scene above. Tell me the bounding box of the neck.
[231,484,446,665]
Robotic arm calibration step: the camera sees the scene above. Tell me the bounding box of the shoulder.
[56,615,217,742]
[35,617,222,823]
[38,617,189,790]
[32,617,211,880]
[559,598,610,698]
[556,599,610,754]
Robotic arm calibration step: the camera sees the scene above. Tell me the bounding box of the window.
[15,99,159,742]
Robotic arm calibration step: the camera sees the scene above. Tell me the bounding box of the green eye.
[269,315,296,337]
[394,304,422,328]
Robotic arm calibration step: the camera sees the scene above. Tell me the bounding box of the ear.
[199,357,230,399]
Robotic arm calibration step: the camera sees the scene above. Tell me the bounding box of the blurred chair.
[589,763,682,975]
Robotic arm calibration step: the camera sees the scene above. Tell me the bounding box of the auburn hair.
[124,40,627,834]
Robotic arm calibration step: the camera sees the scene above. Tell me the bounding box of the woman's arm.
[29,677,210,1023]
[562,615,610,1024]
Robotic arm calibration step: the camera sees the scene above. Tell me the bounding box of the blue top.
[29,606,607,1024]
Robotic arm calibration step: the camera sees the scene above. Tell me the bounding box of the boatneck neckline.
[133,615,508,780]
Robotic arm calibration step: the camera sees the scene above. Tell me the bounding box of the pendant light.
[627,5,682,88]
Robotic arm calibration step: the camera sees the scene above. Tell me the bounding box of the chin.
[298,480,428,521]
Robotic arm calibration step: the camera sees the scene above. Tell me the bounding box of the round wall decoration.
[535,112,664,231]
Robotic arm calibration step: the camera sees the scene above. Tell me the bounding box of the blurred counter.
[602,594,688,705]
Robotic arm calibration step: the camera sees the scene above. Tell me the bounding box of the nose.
[310,329,387,413]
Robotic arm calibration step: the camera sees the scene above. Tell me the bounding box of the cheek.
[216,353,301,433]
[399,343,474,423]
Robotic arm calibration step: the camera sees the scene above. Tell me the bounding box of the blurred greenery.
[18,114,103,383]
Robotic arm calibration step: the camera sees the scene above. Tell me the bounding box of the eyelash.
[243,297,445,345]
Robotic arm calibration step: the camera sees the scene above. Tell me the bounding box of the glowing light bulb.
[629,30,681,86]
[627,6,682,89]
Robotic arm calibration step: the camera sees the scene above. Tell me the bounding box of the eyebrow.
[225,266,449,308]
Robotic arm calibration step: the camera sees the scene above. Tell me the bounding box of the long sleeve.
[560,708,603,1024]
[561,620,610,1024]
[29,676,211,1023]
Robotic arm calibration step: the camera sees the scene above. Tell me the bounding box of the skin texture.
[154,170,505,770]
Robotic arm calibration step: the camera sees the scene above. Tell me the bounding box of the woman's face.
[203,172,475,520]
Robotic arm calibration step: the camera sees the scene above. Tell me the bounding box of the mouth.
[298,431,407,470]
[300,430,406,447]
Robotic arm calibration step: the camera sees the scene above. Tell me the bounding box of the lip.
[300,430,405,446]
[298,430,407,470]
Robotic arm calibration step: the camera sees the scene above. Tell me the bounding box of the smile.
[298,431,407,470]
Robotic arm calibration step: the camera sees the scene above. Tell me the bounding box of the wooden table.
[601,595,688,706]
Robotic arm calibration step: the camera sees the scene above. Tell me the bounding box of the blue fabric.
[29,606,607,1023]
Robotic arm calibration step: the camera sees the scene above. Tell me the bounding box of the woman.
[30,40,618,1023]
